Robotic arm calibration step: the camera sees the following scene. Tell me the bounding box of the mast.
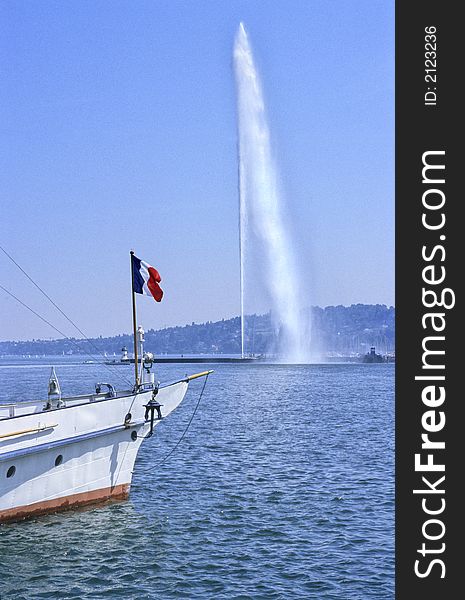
[237,142,245,359]
[130,250,139,387]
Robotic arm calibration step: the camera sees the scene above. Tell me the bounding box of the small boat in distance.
[0,252,212,523]
[362,346,388,363]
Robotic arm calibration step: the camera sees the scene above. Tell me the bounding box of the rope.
[0,246,133,387]
[0,284,73,341]
[140,373,210,471]
[0,283,132,388]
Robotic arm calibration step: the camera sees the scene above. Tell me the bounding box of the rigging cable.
[0,284,128,386]
[139,373,210,471]
[0,246,133,387]
[0,282,132,388]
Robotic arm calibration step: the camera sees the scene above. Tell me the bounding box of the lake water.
[0,358,394,599]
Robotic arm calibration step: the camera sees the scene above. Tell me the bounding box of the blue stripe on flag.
[132,254,145,294]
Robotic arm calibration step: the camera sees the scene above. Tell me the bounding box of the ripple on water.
[0,362,393,599]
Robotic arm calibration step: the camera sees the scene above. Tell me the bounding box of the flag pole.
[130,250,139,388]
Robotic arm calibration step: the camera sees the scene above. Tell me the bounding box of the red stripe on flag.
[147,266,163,302]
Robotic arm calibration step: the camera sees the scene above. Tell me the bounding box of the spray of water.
[233,23,311,363]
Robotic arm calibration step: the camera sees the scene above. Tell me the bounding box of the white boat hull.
[0,380,189,522]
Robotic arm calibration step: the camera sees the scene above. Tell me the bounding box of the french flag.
[131,254,163,302]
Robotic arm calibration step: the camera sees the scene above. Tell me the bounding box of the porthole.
[6,465,16,478]
[131,430,138,441]
[55,454,63,467]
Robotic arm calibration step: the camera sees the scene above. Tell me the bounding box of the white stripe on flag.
[139,260,151,296]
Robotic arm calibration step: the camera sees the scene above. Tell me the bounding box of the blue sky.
[1,1,394,341]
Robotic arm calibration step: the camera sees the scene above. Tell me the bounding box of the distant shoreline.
[0,304,395,357]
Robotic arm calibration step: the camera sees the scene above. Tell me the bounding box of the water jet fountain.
[233,23,311,363]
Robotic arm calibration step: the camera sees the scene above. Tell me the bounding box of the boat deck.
[0,390,130,420]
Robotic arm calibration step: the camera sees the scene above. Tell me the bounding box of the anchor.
[144,387,163,437]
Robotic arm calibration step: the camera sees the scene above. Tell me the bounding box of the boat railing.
[0,387,136,420]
